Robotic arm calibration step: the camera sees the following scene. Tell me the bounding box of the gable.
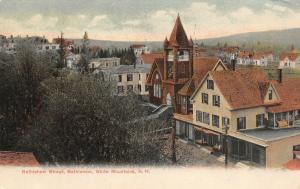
[264,84,280,104]
[191,74,232,109]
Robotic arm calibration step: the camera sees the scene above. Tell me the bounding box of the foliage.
[18,75,165,164]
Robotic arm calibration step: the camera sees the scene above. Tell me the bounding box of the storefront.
[176,120,222,150]
[228,137,266,166]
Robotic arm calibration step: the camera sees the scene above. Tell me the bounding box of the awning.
[194,127,220,135]
[203,129,220,136]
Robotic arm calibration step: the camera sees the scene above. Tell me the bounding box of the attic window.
[207,80,214,90]
[268,89,273,100]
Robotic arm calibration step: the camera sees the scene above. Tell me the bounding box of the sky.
[1,0,300,41]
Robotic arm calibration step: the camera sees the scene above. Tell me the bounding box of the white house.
[130,44,151,58]
[37,43,60,52]
[252,52,274,66]
[97,64,151,99]
[237,51,253,65]
[66,53,81,69]
[89,57,120,70]
[279,52,300,69]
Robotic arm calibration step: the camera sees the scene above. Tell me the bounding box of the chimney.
[278,69,283,83]
[231,59,236,71]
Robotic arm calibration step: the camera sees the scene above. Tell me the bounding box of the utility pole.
[223,124,229,168]
[171,96,177,164]
[59,31,65,68]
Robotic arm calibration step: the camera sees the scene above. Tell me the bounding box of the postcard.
[0,0,300,188]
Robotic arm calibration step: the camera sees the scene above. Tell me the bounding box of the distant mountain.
[198,28,300,48]
[71,39,163,50]
[70,28,300,50]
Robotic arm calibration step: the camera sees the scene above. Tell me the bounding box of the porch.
[268,109,300,128]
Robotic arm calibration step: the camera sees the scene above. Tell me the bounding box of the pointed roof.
[169,15,189,47]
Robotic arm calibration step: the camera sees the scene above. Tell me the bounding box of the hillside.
[70,28,300,50]
[198,28,300,48]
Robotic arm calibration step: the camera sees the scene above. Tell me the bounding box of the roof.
[146,58,164,85]
[267,78,300,113]
[140,52,163,65]
[0,151,39,166]
[252,51,273,59]
[178,57,222,96]
[279,52,300,61]
[130,44,146,49]
[210,68,270,110]
[238,51,253,58]
[168,15,189,47]
[239,127,300,142]
[283,159,300,170]
[105,64,151,74]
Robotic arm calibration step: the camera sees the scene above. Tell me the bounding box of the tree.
[0,41,55,150]
[82,31,89,55]
[19,75,166,164]
[77,55,89,73]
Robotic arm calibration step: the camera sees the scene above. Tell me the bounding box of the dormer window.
[268,89,273,100]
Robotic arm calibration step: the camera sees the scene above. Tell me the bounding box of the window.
[237,117,246,130]
[139,74,141,81]
[45,46,49,50]
[127,85,133,92]
[203,112,210,125]
[118,75,122,82]
[138,84,141,92]
[213,95,220,107]
[256,114,265,127]
[117,86,124,94]
[222,117,230,128]
[153,74,161,98]
[127,74,133,81]
[196,111,203,122]
[212,115,219,127]
[268,89,273,100]
[207,80,214,90]
[52,46,56,50]
[202,93,208,104]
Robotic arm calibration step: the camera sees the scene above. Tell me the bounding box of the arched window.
[153,74,161,98]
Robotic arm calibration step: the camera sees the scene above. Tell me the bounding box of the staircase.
[145,104,173,120]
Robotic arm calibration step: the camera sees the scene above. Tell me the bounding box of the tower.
[162,15,194,109]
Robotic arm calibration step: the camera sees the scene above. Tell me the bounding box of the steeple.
[189,36,194,46]
[168,14,189,47]
[164,36,169,48]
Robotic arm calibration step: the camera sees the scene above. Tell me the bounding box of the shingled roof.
[178,57,223,96]
[140,52,164,65]
[279,52,300,61]
[209,68,270,110]
[267,78,300,113]
[168,15,189,47]
[0,151,39,166]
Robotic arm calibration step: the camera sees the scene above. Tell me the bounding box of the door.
[188,125,194,141]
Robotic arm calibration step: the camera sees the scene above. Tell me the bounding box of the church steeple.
[168,14,189,47]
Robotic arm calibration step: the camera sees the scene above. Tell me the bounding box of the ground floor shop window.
[228,137,266,166]
[176,121,194,141]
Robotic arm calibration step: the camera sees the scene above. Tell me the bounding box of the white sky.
[0,0,300,41]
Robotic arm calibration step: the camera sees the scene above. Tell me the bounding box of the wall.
[192,74,232,133]
[266,134,300,168]
[231,106,266,131]
[114,72,149,96]
[192,74,267,132]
